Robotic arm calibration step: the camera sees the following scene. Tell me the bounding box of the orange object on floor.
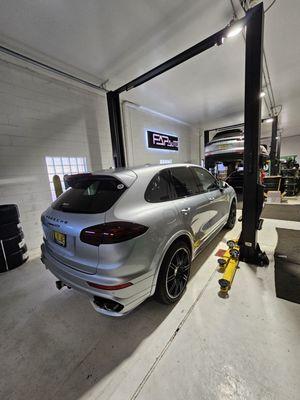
[215,249,226,257]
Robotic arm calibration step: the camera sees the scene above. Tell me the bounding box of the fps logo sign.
[147,130,179,151]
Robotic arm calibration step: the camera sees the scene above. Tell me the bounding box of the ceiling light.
[265,117,274,123]
[227,23,243,38]
[260,91,266,98]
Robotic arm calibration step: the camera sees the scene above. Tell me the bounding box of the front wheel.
[155,241,191,305]
[225,200,236,229]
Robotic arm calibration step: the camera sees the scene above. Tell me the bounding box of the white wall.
[0,58,113,256]
[122,102,200,166]
[281,135,300,162]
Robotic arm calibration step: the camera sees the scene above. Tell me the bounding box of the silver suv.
[205,129,269,168]
[41,164,236,316]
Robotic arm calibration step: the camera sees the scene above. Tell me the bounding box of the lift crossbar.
[107,3,268,266]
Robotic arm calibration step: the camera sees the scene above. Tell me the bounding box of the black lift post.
[238,3,269,266]
[270,115,279,175]
[204,130,210,169]
[276,129,281,160]
[106,91,126,168]
[107,3,268,265]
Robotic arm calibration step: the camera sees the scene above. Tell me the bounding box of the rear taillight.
[80,221,148,246]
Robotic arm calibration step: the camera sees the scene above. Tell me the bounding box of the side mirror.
[218,180,226,191]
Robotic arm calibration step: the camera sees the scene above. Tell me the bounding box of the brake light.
[80,221,148,246]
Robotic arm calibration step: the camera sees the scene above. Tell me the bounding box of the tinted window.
[145,170,171,203]
[52,177,126,213]
[170,167,198,198]
[211,129,243,142]
[192,167,218,193]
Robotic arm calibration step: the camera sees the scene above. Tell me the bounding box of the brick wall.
[0,58,113,256]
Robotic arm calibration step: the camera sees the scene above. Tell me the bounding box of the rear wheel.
[155,241,191,304]
[225,200,236,229]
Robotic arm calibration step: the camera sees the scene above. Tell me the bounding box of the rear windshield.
[52,177,126,214]
[211,129,243,142]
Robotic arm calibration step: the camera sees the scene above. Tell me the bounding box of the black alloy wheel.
[225,201,236,229]
[166,248,190,299]
[155,240,191,304]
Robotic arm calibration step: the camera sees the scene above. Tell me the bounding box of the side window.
[145,170,171,203]
[170,167,198,198]
[192,167,218,193]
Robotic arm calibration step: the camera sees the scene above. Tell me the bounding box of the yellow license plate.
[54,231,66,247]
[218,144,228,150]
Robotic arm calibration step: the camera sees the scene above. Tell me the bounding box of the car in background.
[41,164,236,316]
[226,170,244,191]
[205,129,269,168]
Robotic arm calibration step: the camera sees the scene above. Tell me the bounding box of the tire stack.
[0,204,28,273]
[284,177,298,196]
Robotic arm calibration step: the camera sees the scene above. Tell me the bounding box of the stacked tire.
[0,204,28,273]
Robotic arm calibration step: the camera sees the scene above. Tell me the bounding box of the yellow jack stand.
[217,240,240,297]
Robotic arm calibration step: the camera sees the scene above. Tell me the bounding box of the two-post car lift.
[106,3,269,266]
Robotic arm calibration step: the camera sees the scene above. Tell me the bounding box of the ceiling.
[0,0,299,138]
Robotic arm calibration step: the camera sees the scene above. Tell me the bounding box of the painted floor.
[0,214,300,400]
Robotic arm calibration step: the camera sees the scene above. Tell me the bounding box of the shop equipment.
[217,240,240,296]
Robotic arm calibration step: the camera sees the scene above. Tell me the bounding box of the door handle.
[181,207,191,215]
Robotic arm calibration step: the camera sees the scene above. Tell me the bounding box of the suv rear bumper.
[41,244,153,316]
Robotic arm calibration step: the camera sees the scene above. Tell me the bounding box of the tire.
[2,232,24,254]
[0,246,28,273]
[0,247,6,273]
[0,221,22,240]
[155,240,191,305]
[225,200,236,229]
[0,204,20,225]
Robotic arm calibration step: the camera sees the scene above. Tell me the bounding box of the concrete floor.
[1,214,300,400]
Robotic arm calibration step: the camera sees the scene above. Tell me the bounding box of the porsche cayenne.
[41,164,236,316]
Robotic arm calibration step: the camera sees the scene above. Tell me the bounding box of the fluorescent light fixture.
[265,117,274,123]
[227,23,243,38]
[260,91,266,98]
[160,159,173,164]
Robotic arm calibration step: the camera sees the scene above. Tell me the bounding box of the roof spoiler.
[64,173,93,188]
